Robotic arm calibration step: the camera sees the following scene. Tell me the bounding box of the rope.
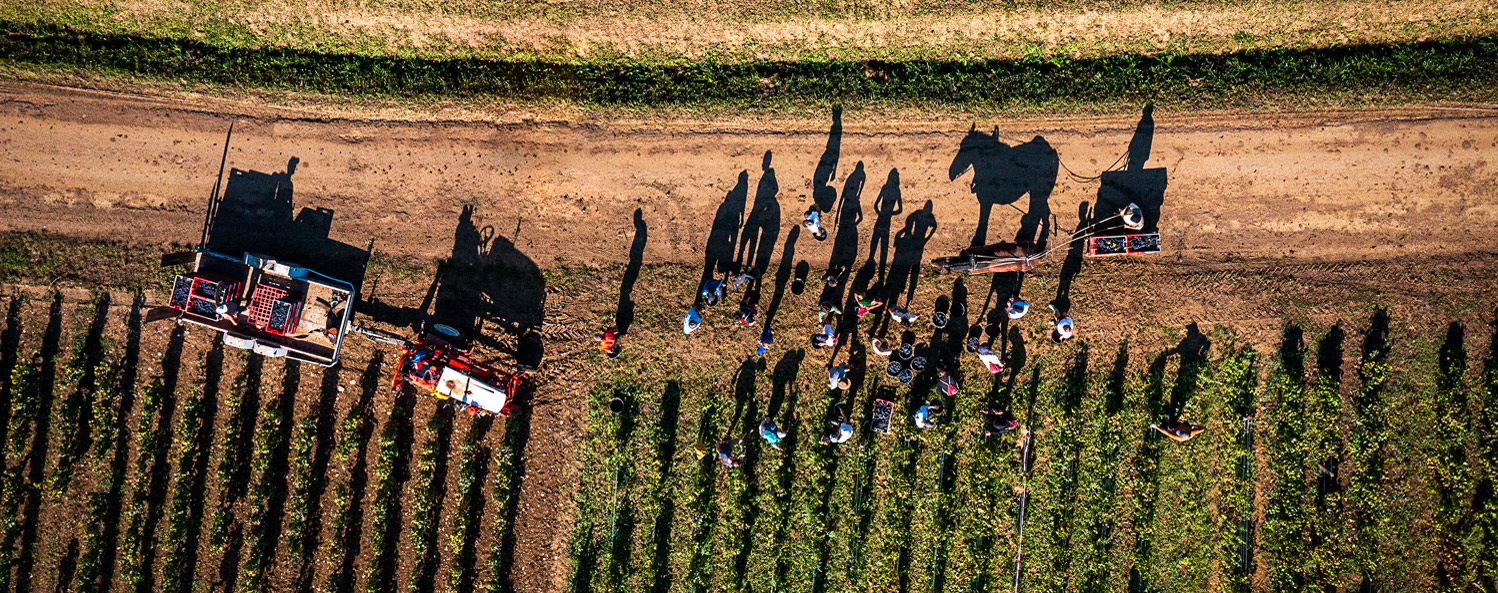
[1058,151,1128,183]
[1034,212,1126,261]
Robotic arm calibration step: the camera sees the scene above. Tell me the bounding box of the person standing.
[804,205,829,241]
[828,363,851,390]
[1006,297,1029,320]
[717,439,744,467]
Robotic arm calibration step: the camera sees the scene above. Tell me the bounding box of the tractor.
[351,322,523,417]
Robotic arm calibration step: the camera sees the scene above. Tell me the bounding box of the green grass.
[565,321,1498,593]
[3,19,1498,113]
[0,232,175,292]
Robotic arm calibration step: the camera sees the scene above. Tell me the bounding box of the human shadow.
[1166,322,1211,418]
[703,172,748,290]
[764,227,799,325]
[820,162,866,306]
[1096,105,1167,236]
[738,152,781,276]
[948,128,1057,248]
[361,205,546,368]
[1052,201,1093,315]
[616,208,648,335]
[885,200,937,308]
[202,156,370,287]
[812,107,843,213]
[855,169,902,293]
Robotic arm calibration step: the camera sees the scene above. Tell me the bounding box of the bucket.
[608,397,626,415]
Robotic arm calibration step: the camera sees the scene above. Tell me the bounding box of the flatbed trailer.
[155,250,355,366]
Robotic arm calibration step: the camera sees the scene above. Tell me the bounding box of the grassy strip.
[3,21,1498,111]
[0,356,43,591]
[69,358,120,593]
[43,299,102,496]
[480,411,523,593]
[443,419,488,593]
[116,378,170,593]
[406,409,454,593]
[159,384,208,593]
[0,233,173,292]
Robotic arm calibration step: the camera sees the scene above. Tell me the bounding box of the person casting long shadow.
[1051,201,1092,317]
[738,151,781,275]
[1097,104,1166,235]
[812,107,843,213]
[616,208,647,335]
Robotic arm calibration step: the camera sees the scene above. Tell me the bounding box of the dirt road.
[2,83,1495,271]
[3,82,1498,592]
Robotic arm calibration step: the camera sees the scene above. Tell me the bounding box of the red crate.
[246,284,289,328]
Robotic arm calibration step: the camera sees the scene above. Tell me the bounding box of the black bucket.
[608,397,625,415]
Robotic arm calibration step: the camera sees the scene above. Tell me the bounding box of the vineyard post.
[1012,429,1033,593]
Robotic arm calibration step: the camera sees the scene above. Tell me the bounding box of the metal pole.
[1012,430,1032,593]
[200,121,234,249]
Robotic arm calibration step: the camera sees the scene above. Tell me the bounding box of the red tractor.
[352,323,522,417]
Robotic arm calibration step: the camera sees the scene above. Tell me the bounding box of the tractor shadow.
[360,205,546,369]
[202,154,370,289]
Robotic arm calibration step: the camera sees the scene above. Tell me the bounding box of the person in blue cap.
[683,307,702,334]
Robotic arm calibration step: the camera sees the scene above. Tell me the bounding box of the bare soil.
[1,81,1497,592]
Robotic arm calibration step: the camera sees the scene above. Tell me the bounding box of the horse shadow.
[948,128,1057,248]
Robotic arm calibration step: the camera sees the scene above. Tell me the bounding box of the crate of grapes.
[1086,233,1161,257]
[871,399,895,434]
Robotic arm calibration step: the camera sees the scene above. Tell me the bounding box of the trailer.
[1085,233,1162,257]
[152,250,355,366]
